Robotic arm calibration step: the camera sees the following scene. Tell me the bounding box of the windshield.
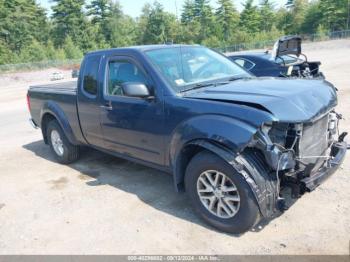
[145,46,251,92]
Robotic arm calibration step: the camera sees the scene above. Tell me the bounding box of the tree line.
[0,0,349,65]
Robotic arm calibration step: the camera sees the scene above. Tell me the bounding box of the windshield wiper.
[180,76,251,93]
[227,76,251,81]
[180,82,216,93]
[212,76,251,86]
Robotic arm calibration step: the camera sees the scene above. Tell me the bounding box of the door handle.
[100,102,113,111]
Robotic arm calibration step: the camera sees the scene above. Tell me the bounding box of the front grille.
[298,114,329,173]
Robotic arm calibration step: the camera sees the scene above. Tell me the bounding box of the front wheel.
[185,151,260,234]
[47,120,80,164]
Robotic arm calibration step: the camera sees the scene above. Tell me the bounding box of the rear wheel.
[47,120,80,164]
[185,151,260,234]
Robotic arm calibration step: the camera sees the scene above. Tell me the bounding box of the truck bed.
[29,80,77,95]
[28,80,84,144]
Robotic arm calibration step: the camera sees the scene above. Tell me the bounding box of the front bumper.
[301,141,347,191]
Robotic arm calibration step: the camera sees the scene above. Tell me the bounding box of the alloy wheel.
[196,170,240,219]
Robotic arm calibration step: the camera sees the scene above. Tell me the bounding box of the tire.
[185,150,260,234]
[47,120,80,164]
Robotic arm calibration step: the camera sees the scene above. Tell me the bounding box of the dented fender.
[181,139,278,218]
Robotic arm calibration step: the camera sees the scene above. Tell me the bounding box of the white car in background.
[50,72,64,81]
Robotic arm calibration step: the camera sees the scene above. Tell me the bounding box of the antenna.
[175,0,178,20]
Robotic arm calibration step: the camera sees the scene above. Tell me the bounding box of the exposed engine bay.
[283,59,323,78]
[250,110,347,207]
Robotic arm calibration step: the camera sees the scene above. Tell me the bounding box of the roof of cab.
[85,44,200,56]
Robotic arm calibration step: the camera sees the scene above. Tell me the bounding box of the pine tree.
[136,3,152,44]
[193,0,215,42]
[140,2,178,44]
[319,0,348,31]
[239,0,261,34]
[45,40,57,60]
[283,0,308,34]
[216,0,239,41]
[1,0,348,65]
[0,39,13,65]
[108,15,137,47]
[19,40,47,62]
[259,0,275,32]
[300,1,322,33]
[181,0,196,24]
[86,0,112,24]
[87,0,124,47]
[51,0,88,50]
[63,36,83,59]
[0,0,49,53]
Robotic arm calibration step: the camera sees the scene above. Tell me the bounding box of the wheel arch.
[169,115,259,190]
[173,139,244,192]
[174,139,278,218]
[41,112,56,144]
[40,101,79,145]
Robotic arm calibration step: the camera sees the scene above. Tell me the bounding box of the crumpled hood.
[184,78,338,123]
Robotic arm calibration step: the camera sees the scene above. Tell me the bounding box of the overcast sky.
[37,0,283,18]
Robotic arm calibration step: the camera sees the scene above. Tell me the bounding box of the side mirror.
[121,82,151,98]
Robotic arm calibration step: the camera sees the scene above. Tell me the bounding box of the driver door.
[100,56,164,165]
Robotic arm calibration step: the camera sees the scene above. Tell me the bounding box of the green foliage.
[319,0,349,31]
[86,0,112,25]
[106,1,137,47]
[0,0,349,66]
[0,0,49,53]
[315,24,329,41]
[63,36,83,59]
[284,0,308,34]
[180,20,201,44]
[55,48,67,61]
[259,0,275,32]
[140,2,179,44]
[239,0,261,34]
[193,0,216,41]
[19,40,47,62]
[299,1,322,34]
[113,16,137,47]
[51,0,88,50]
[0,39,13,65]
[181,0,196,24]
[45,40,58,60]
[201,35,221,47]
[216,0,239,41]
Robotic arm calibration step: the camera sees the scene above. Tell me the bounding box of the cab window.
[82,55,101,96]
[107,60,148,96]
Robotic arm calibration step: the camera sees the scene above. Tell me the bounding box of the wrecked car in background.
[229,36,325,79]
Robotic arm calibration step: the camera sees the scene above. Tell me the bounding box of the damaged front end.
[249,111,347,214]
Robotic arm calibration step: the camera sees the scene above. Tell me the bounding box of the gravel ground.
[0,39,349,255]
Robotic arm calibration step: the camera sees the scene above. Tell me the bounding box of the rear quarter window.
[82,55,101,96]
[233,58,255,71]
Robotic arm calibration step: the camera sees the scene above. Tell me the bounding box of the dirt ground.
[0,39,349,255]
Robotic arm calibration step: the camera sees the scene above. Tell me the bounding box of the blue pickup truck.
[27,45,347,234]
